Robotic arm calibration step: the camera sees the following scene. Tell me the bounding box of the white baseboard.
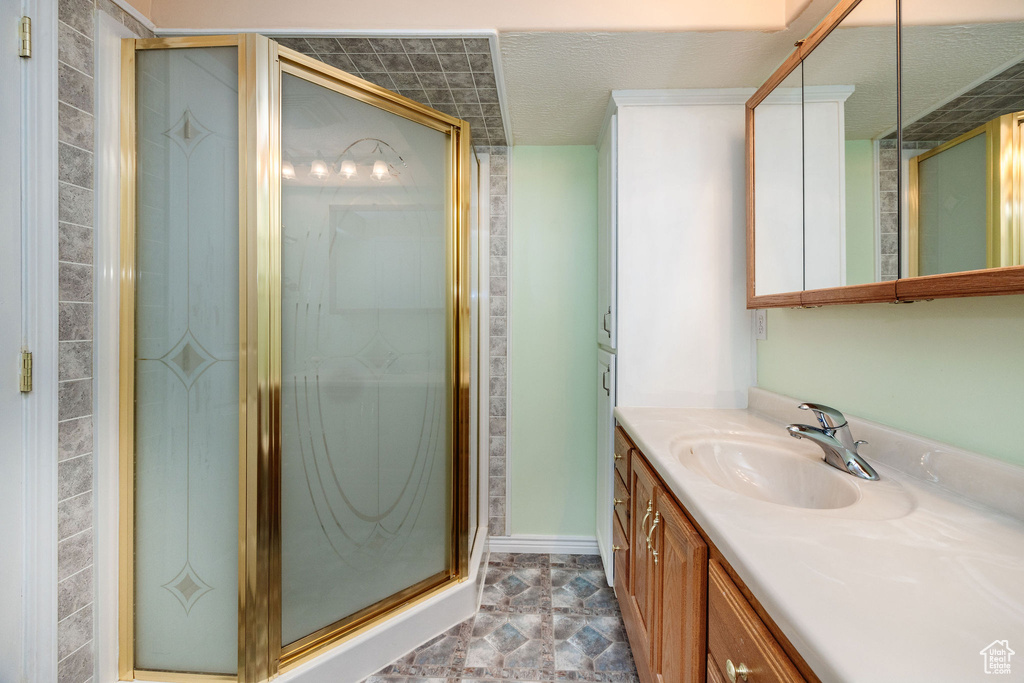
[488,534,600,555]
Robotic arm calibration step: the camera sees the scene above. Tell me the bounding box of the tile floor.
[363,553,640,682]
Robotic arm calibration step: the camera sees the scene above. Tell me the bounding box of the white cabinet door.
[597,114,617,350]
[596,349,616,584]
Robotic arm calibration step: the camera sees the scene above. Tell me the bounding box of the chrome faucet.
[786,403,879,481]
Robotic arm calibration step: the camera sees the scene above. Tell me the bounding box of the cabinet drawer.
[707,655,727,683]
[707,560,804,683]
[614,470,630,532]
[614,426,632,483]
[613,511,629,595]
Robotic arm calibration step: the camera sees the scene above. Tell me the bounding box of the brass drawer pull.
[612,545,622,552]
[646,510,661,564]
[726,659,751,682]
[640,500,653,537]
[613,498,624,506]
[614,453,623,461]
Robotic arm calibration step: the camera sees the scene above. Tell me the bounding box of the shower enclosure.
[119,34,471,681]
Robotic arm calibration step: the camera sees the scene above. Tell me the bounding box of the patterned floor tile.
[363,554,637,683]
[480,565,551,613]
[551,569,619,616]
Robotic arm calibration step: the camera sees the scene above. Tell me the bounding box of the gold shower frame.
[906,110,1023,277]
[119,34,471,683]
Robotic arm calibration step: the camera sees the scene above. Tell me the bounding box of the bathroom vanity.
[610,390,1024,682]
[613,423,812,683]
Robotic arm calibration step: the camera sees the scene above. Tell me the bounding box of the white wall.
[615,95,754,408]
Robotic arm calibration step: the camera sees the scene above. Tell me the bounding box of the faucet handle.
[798,402,847,430]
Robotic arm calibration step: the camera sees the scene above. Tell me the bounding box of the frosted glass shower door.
[131,45,240,674]
[279,70,454,647]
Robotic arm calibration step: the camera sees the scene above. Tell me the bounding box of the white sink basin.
[672,435,860,509]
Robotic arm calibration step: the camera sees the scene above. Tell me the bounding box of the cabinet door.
[612,509,630,599]
[597,113,617,349]
[653,490,708,683]
[623,452,659,680]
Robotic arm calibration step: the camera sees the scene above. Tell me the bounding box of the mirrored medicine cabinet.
[747,0,1024,307]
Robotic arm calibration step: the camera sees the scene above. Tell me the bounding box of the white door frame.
[1,0,60,681]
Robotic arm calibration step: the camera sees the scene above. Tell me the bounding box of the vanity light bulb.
[371,159,391,182]
[340,159,357,179]
[281,160,296,180]
[309,156,330,180]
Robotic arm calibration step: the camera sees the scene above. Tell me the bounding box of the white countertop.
[614,403,1024,683]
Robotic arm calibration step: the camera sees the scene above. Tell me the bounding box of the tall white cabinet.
[595,90,757,581]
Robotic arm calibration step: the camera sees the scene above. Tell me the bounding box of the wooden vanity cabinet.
[625,453,658,678]
[613,426,814,683]
[614,425,632,484]
[653,486,708,683]
[622,441,708,683]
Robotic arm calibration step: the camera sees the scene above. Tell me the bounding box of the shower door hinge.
[19,16,31,58]
[19,350,32,393]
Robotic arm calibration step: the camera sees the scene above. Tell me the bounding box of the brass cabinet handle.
[613,498,624,506]
[614,453,623,461]
[726,659,750,682]
[612,545,622,552]
[640,500,653,539]
[646,510,661,564]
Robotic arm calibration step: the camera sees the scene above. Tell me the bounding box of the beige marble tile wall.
[56,2,151,681]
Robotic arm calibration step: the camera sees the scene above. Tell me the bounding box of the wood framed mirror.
[746,0,1024,308]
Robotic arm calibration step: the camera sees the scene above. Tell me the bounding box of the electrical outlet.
[754,309,767,340]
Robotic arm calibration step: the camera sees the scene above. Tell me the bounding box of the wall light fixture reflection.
[371,159,391,182]
[309,152,330,180]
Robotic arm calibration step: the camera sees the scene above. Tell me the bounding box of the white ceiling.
[497,0,836,145]
[498,2,1024,145]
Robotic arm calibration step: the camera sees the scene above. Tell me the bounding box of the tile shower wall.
[482,147,509,537]
[268,35,507,146]
[901,58,1024,144]
[56,2,151,681]
[876,139,899,281]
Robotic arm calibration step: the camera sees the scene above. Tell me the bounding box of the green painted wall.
[757,295,1024,466]
[844,140,876,286]
[509,146,598,536]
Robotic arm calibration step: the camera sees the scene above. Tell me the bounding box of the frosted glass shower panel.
[133,47,240,674]
[280,73,452,645]
[915,133,987,275]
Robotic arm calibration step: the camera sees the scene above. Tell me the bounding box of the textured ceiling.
[498,5,1024,145]
[812,21,1024,140]
[496,0,837,147]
